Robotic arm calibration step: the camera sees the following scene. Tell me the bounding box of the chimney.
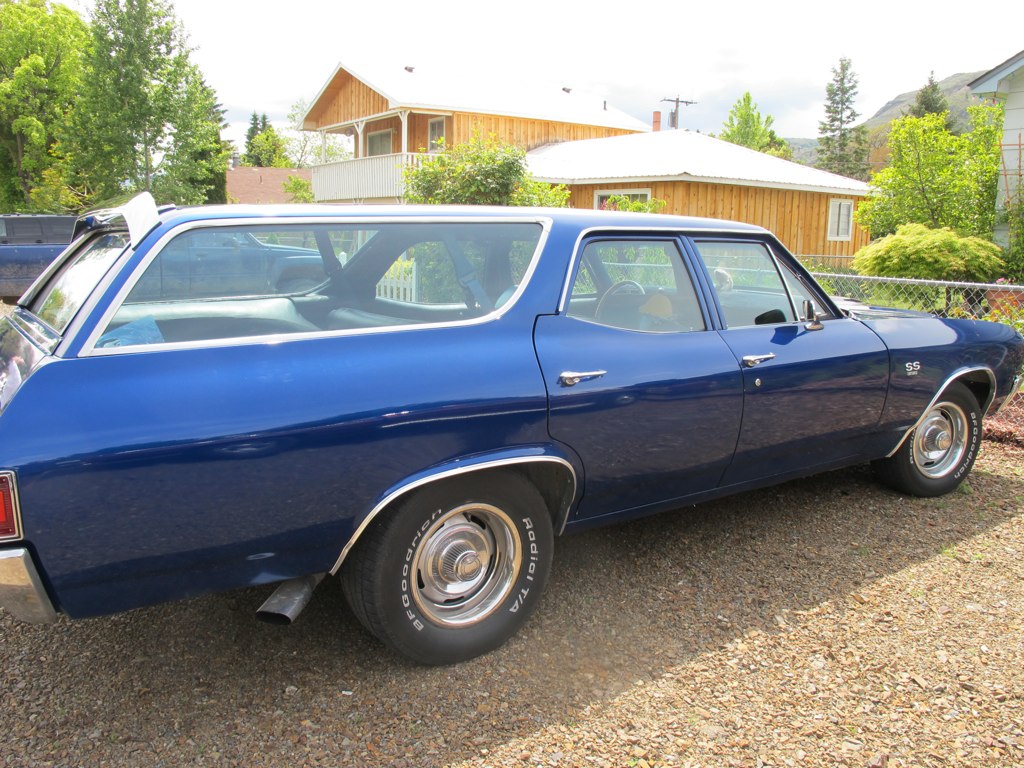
[652,111,661,132]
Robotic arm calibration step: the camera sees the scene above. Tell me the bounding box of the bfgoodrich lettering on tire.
[873,381,982,497]
[341,471,553,665]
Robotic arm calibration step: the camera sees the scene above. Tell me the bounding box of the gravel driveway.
[3,442,1023,767]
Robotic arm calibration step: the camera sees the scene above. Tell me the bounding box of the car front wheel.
[873,381,981,497]
[341,471,553,665]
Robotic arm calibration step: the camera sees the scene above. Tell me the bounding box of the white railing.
[312,153,426,202]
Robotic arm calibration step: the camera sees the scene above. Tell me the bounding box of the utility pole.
[661,96,697,129]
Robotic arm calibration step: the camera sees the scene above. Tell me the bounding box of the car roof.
[157,203,770,235]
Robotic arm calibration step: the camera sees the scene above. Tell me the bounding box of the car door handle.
[559,370,607,387]
[741,354,776,368]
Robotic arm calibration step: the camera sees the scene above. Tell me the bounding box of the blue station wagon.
[0,194,1021,664]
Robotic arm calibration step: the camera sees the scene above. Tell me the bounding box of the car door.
[688,238,890,485]
[534,235,743,520]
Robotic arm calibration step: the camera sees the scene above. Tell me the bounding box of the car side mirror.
[803,299,824,331]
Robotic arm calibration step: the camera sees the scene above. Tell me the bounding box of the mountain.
[784,71,986,170]
[862,71,985,131]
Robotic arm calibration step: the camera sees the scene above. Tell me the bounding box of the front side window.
[30,232,129,333]
[567,239,704,333]
[828,199,853,241]
[94,221,544,350]
[367,130,392,157]
[693,241,795,328]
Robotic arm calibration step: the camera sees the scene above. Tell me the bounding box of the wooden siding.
[450,113,636,151]
[567,181,870,258]
[306,70,389,128]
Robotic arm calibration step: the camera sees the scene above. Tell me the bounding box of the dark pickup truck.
[0,215,76,301]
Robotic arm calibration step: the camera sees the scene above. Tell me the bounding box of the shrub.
[852,223,1004,283]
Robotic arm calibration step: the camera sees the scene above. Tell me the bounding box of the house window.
[428,118,446,152]
[594,189,652,210]
[827,199,854,241]
[366,130,393,157]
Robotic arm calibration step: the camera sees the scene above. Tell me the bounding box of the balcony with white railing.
[312,153,427,202]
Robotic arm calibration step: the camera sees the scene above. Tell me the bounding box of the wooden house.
[302,61,649,204]
[301,61,869,260]
[528,130,870,261]
[970,49,1024,248]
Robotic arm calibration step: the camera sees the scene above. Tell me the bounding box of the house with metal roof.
[528,129,870,259]
[302,61,648,204]
[970,49,1024,247]
[301,61,870,260]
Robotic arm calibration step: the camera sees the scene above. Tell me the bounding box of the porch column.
[354,121,365,159]
[400,110,409,154]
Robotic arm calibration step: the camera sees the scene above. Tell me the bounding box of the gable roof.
[527,130,869,196]
[969,49,1024,96]
[305,61,650,133]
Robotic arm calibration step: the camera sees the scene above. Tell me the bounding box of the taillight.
[0,472,21,540]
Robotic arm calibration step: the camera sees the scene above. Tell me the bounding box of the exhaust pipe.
[256,573,325,625]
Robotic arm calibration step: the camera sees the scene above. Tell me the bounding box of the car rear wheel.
[873,382,981,497]
[341,471,553,665]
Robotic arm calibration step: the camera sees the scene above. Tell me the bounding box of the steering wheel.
[605,280,645,297]
[595,280,646,323]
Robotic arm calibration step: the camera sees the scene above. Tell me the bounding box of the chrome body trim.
[0,548,58,624]
[556,225,768,314]
[0,470,23,543]
[886,366,997,457]
[78,215,553,357]
[993,373,1023,416]
[329,455,578,574]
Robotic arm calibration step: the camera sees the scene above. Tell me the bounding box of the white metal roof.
[528,130,869,196]
[307,61,651,133]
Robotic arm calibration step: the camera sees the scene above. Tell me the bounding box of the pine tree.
[243,112,272,165]
[816,57,870,180]
[909,72,955,132]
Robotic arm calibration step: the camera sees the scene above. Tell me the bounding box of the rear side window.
[93,220,544,350]
[30,232,129,333]
[0,216,75,244]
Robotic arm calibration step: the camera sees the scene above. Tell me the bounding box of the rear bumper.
[0,548,58,623]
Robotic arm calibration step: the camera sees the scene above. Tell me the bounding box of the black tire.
[872,381,982,497]
[341,471,553,665]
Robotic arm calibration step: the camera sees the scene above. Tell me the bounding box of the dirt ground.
[2,442,1023,767]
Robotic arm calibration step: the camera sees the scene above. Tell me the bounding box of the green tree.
[246,126,289,168]
[0,0,90,211]
[282,174,314,203]
[719,92,792,159]
[403,134,569,207]
[855,106,1003,239]
[243,111,270,165]
[909,72,953,124]
[73,0,227,205]
[151,70,229,204]
[816,57,870,180]
[283,98,350,167]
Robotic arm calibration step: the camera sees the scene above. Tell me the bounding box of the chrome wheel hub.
[412,503,521,627]
[912,402,968,479]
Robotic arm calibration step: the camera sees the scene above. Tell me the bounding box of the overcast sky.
[68,0,1023,150]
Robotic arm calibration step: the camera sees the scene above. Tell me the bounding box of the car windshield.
[30,232,129,333]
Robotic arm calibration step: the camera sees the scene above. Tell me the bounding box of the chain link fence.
[809,272,1024,441]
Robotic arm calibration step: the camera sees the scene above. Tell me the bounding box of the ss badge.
[905,361,921,376]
